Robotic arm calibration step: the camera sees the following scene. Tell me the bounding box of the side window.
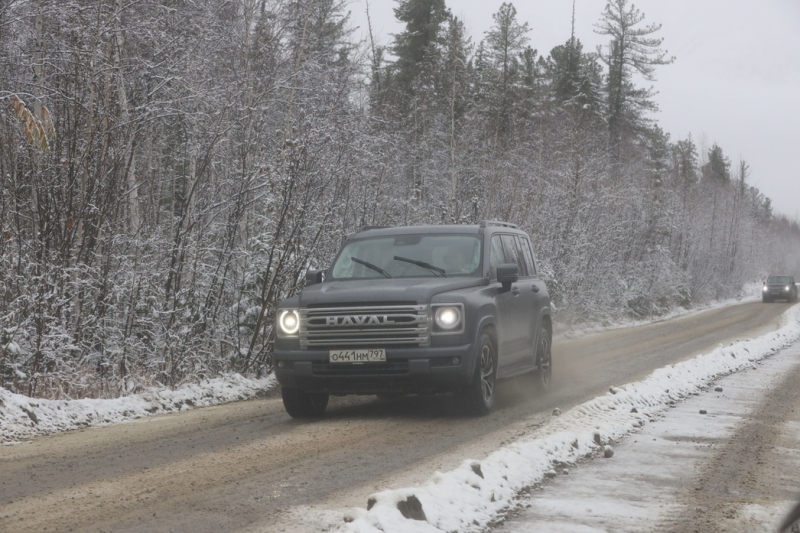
[501,234,527,277]
[519,237,536,276]
[489,235,505,280]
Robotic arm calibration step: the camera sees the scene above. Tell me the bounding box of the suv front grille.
[299,305,429,348]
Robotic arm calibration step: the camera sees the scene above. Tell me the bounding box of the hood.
[299,277,487,307]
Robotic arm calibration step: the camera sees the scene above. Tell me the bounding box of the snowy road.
[495,335,800,533]
[0,301,792,533]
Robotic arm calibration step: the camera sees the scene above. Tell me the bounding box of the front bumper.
[765,287,793,299]
[273,343,476,395]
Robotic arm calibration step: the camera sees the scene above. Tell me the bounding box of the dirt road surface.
[665,343,800,533]
[0,301,789,533]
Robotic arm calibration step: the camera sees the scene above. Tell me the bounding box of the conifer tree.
[547,38,603,117]
[594,0,674,143]
[704,143,731,183]
[483,2,530,139]
[672,136,699,190]
[547,1,601,116]
[390,0,450,113]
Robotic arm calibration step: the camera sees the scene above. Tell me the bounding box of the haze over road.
[0,301,788,533]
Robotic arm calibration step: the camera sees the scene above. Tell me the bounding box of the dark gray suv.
[273,221,552,418]
[762,275,798,303]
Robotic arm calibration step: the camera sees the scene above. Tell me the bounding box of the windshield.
[767,276,792,284]
[330,234,482,279]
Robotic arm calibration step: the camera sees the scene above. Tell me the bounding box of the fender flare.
[464,315,497,378]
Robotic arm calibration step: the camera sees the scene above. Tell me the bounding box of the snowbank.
[556,282,761,340]
[0,373,276,444]
[333,304,800,533]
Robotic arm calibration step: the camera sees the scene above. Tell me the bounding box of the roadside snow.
[0,373,276,444]
[322,303,800,533]
[556,282,761,339]
[496,337,800,532]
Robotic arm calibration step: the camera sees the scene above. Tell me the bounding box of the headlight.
[278,309,300,335]
[763,286,768,291]
[786,286,791,291]
[432,304,464,334]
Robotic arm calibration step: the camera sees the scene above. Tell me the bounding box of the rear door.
[519,236,548,364]
[503,234,540,371]
[490,234,532,373]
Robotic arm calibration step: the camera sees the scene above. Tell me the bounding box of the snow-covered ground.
[0,373,276,444]
[494,341,800,533]
[555,283,761,339]
[284,303,800,533]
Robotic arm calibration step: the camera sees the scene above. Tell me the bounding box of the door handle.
[531,285,540,293]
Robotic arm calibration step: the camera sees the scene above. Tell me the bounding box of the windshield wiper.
[350,257,392,278]
[393,256,446,277]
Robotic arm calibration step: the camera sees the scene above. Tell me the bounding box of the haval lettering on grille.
[325,315,394,326]
[273,221,553,418]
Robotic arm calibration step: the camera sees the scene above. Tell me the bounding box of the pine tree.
[547,38,603,116]
[390,0,450,113]
[703,143,730,184]
[594,0,674,143]
[442,16,473,201]
[672,136,698,190]
[483,2,530,139]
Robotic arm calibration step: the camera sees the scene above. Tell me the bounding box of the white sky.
[348,0,800,219]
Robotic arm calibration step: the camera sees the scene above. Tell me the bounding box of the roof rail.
[357,225,392,232]
[479,220,519,229]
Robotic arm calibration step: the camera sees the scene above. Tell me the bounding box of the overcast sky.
[348,0,800,219]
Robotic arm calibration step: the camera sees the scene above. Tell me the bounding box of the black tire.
[533,326,552,394]
[281,387,329,418]
[455,332,497,416]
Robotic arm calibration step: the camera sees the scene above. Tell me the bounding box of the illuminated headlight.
[278,309,300,335]
[433,304,464,333]
[786,286,791,291]
[763,286,768,292]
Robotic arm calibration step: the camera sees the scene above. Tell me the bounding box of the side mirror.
[305,269,325,286]
[497,263,518,291]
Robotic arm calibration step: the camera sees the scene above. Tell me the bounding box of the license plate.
[329,349,386,363]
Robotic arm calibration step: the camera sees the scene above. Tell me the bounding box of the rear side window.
[519,237,536,276]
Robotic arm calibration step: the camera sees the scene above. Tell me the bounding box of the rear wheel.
[281,387,329,418]
[532,326,552,394]
[455,333,496,416]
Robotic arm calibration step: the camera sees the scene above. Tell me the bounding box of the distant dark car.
[762,275,797,303]
[273,221,552,418]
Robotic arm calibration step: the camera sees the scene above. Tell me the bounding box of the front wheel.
[532,326,552,394]
[281,387,329,418]
[455,332,497,416]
